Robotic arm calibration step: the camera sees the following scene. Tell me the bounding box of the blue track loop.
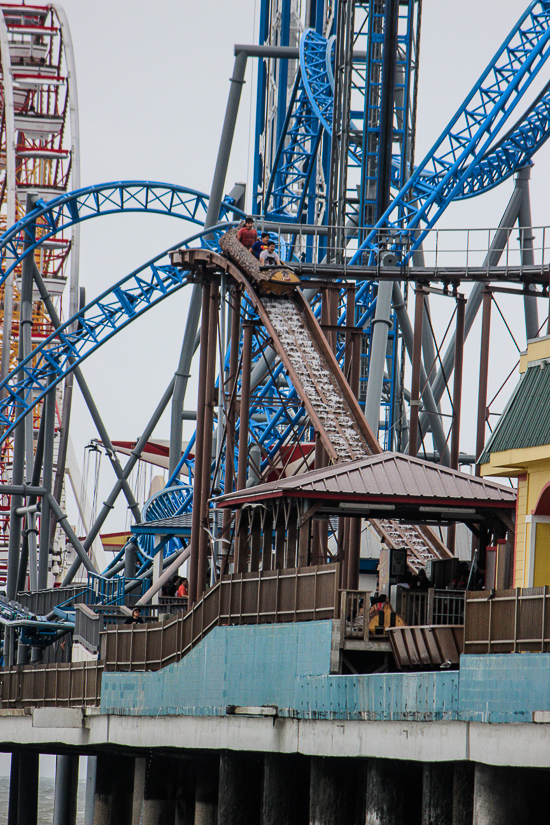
[0,181,243,285]
[0,221,239,441]
[348,1,550,261]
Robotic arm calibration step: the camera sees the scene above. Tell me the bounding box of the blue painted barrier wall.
[100,620,550,722]
[101,620,458,720]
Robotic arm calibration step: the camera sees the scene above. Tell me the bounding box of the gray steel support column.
[262,754,309,825]
[6,395,24,601]
[18,404,45,592]
[17,750,39,825]
[63,378,174,585]
[124,540,137,581]
[188,282,211,604]
[169,291,201,478]
[7,752,20,825]
[422,762,453,825]
[84,756,97,825]
[197,278,219,598]
[309,756,357,825]
[475,290,492,473]
[218,751,263,825]
[409,287,425,458]
[391,283,450,464]
[421,300,438,391]
[6,200,36,606]
[169,50,248,468]
[16,641,29,664]
[50,280,84,548]
[516,165,539,340]
[51,375,72,536]
[38,387,56,589]
[448,295,465,554]
[365,280,393,436]
[421,181,523,430]
[54,754,79,825]
[20,204,36,490]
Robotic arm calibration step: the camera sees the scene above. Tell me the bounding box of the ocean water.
[0,777,87,824]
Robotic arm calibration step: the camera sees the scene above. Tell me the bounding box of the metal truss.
[0,181,238,283]
[0,221,238,443]
[455,78,550,199]
[262,70,323,221]
[351,0,550,261]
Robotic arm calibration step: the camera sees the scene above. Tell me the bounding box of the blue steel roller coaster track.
[2,2,550,583]
[267,9,550,225]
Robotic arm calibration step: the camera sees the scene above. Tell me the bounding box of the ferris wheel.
[0,1,79,584]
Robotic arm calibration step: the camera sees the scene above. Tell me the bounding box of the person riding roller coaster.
[259,241,281,267]
[251,231,271,259]
[236,216,258,250]
[220,227,300,296]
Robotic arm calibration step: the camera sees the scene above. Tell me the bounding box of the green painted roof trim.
[479,362,550,465]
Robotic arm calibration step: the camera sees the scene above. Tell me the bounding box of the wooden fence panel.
[464,587,550,654]
[101,564,340,672]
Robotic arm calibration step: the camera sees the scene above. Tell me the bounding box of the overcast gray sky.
[42,0,550,528]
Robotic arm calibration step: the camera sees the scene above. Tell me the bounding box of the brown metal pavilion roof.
[215,452,516,517]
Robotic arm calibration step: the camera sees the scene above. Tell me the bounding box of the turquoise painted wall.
[101,620,550,723]
[101,620,458,721]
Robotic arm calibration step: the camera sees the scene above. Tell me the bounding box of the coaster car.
[257,265,301,295]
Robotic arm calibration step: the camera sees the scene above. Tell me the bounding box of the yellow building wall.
[534,523,550,586]
[515,475,527,587]
[515,460,550,587]
[482,337,550,586]
[519,335,550,373]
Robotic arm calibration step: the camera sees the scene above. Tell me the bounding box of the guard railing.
[102,564,340,672]
[464,587,550,654]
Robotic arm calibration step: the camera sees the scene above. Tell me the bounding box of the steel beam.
[476,291,492,475]
[6,201,36,605]
[188,281,211,604]
[409,287,425,457]
[516,165,539,340]
[38,387,56,589]
[234,322,253,573]
[391,283,450,464]
[448,294,465,554]
[169,50,249,465]
[197,277,219,598]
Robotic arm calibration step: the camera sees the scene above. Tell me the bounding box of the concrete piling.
[194,756,219,825]
[93,753,134,825]
[262,753,309,825]
[217,751,263,825]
